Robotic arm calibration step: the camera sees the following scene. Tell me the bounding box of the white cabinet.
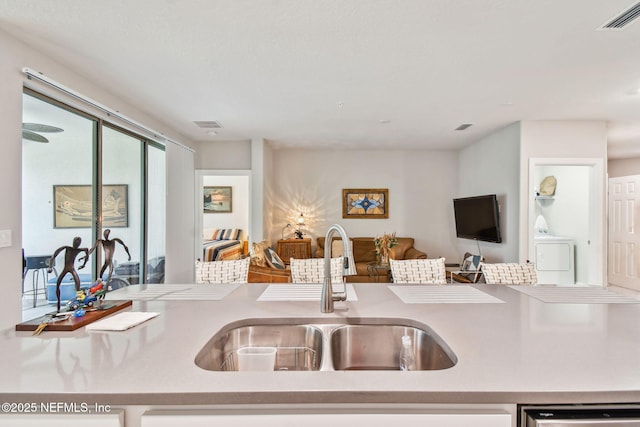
[142,409,512,427]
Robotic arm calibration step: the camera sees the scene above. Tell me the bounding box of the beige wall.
[196,140,252,169]
[609,157,640,178]
[270,149,460,262]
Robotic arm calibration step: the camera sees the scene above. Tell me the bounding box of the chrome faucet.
[321,224,357,313]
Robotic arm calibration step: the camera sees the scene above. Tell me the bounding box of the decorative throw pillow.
[264,247,286,270]
[209,228,242,240]
[482,263,537,285]
[290,257,344,284]
[202,228,217,240]
[390,258,446,284]
[195,258,250,284]
[250,240,270,267]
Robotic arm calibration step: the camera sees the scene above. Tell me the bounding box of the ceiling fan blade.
[22,130,49,143]
[22,123,63,133]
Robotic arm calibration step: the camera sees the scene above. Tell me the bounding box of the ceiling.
[2,0,640,157]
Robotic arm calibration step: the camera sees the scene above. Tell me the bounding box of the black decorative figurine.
[48,237,89,312]
[87,229,131,291]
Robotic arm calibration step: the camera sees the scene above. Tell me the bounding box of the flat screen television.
[453,194,502,243]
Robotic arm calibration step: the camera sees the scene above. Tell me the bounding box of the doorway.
[194,169,251,263]
[528,158,605,286]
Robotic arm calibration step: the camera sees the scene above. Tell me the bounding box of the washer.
[534,235,575,285]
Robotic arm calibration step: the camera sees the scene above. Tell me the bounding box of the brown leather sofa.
[315,237,427,283]
[248,263,290,283]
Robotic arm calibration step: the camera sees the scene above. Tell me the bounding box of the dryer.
[534,235,575,285]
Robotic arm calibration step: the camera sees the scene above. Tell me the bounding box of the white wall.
[202,175,250,233]
[0,30,25,329]
[271,149,460,261]
[458,123,521,263]
[250,139,268,243]
[165,143,196,283]
[0,28,196,328]
[263,139,278,244]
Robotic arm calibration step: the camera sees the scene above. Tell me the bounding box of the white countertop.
[3,283,640,406]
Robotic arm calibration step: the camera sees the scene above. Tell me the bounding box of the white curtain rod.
[22,67,194,153]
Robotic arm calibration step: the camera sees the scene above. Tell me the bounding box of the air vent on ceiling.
[599,1,640,29]
[193,120,223,129]
[455,123,473,131]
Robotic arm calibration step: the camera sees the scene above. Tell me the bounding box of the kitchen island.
[2,283,640,426]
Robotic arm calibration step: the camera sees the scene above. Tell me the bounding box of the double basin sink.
[195,317,457,371]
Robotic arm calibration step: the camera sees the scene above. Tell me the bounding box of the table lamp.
[294,213,305,239]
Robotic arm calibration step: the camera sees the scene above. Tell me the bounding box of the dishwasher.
[521,405,640,426]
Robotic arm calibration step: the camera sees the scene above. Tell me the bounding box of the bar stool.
[23,255,56,307]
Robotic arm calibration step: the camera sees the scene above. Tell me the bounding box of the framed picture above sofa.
[342,188,388,219]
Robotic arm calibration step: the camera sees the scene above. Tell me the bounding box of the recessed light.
[206,130,218,136]
[379,119,391,124]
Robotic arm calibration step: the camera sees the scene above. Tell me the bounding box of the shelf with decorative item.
[535,195,555,207]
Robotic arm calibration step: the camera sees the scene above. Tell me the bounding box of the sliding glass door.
[22,91,97,305]
[22,90,165,309]
[101,125,143,285]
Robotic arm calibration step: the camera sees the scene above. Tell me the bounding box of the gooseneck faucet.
[321,224,357,313]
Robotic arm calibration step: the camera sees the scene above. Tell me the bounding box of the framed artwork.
[204,186,232,213]
[53,184,128,229]
[342,188,389,219]
[461,253,482,272]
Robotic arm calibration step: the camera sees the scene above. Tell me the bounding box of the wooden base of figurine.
[15,300,132,332]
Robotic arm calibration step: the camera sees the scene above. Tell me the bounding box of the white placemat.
[86,312,159,331]
[508,285,640,304]
[257,283,358,301]
[388,285,504,304]
[121,283,241,300]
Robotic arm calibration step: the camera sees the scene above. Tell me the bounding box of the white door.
[608,175,640,291]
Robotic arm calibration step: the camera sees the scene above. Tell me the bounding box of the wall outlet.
[0,229,12,248]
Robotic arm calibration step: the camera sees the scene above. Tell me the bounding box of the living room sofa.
[315,237,427,283]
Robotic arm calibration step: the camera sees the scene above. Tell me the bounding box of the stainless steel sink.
[195,317,456,371]
[195,319,324,371]
[329,323,457,371]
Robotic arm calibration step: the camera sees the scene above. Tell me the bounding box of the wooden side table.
[277,238,312,265]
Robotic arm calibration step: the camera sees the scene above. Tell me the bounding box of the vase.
[379,252,389,266]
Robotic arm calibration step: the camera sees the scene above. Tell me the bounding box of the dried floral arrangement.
[374,232,398,264]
